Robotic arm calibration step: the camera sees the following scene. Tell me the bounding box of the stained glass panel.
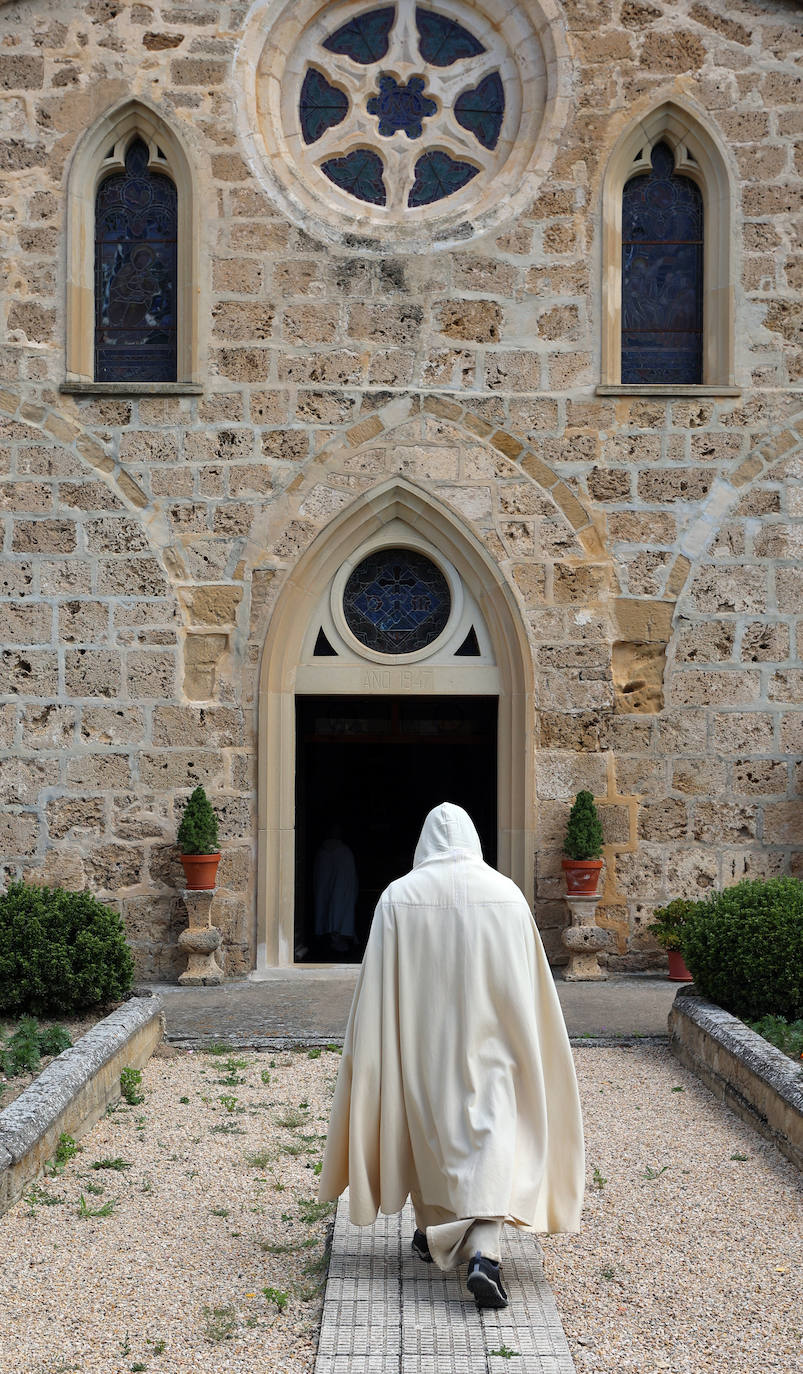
[367,74,437,138]
[408,149,478,207]
[323,6,395,64]
[621,141,703,385]
[322,149,387,204]
[300,68,349,144]
[343,548,451,653]
[415,7,484,65]
[94,138,177,383]
[454,71,504,150]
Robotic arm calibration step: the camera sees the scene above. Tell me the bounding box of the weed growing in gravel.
[303,1246,331,1277]
[218,1094,239,1113]
[244,1148,274,1168]
[325,1044,340,1053]
[307,1047,321,1059]
[262,1287,288,1312]
[210,1121,246,1135]
[130,1363,147,1372]
[259,1236,317,1255]
[55,1133,78,1166]
[730,1152,749,1161]
[92,1156,131,1171]
[85,1182,104,1196]
[641,1164,669,1180]
[215,1056,248,1086]
[600,1266,616,1280]
[78,1193,116,1218]
[276,1107,308,1129]
[120,1067,144,1105]
[44,1132,79,1174]
[205,1042,235,1056]
[202,1304,237,1342]
[298,1199,335,1224]
[671,1085,684,1092]
[260,1069,271,1084]
[146,1337,166,1354]
[179,1095,190,1104]
[592,1166,607,1189]
[210,1206,230,1217]
[25,1184,65,1211]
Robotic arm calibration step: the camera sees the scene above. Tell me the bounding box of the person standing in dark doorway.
[313,824,358,954]
[318,802,584,1308]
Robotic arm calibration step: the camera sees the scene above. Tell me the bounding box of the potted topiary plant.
[177,785,221,890]
[647,898,700,981]
[562,790,604,895]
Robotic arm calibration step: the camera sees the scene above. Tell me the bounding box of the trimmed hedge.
[0,882,134,1016]
[681,877,803,1023]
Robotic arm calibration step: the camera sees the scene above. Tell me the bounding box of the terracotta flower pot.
[667,949,694,983]
[561,857,603,896]
[180,852,221,891]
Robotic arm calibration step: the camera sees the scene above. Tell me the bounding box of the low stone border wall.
[0,995,164,1215]
[668,988,802,1171]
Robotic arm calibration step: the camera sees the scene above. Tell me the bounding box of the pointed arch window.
[63,101,200,394]
[94,139,178,383]
[598,102,738,396]
[621,141,703,385]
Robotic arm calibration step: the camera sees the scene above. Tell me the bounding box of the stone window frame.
[62,99,202,396]
[598,100,740,399]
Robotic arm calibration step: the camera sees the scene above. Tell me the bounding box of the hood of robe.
[413,802,482,867]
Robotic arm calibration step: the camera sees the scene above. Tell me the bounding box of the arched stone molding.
[63,98,202,387]
[662,406,803,601]
[0,384,231,703]
[599,97,738,393]
[256,476,536,968]
[242,393,610,578]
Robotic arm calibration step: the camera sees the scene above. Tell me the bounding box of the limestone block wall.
[0,0,800,974]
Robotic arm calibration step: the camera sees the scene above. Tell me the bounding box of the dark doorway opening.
[294,695,498,962]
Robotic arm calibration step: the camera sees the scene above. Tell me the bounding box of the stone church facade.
[0,0,800,979]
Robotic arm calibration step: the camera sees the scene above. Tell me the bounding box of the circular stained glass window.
[342,548,450,654]
[237,0,570,250]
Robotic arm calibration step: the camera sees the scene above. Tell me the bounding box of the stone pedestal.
[177,889,224,986]
[561,894,611,981]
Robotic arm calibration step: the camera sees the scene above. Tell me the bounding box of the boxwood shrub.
[0,882,134,1016]
[681,877,803,1023]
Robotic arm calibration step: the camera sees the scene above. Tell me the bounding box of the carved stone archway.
[256,478,534,968]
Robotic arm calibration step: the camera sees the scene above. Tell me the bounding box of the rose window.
[238,0,569,248]
[296,3,506,210]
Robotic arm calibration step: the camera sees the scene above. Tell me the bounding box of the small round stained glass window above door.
[342,548,451,654]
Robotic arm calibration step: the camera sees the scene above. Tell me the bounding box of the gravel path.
[543,1046,802,1374]
[0,1042,799,1374]
[0,1043,341,1374]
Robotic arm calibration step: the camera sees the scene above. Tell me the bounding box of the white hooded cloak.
[318,803,585,1257]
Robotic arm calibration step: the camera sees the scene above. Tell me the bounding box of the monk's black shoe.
[411,1228,433,1263]
[466,1252,508,1308]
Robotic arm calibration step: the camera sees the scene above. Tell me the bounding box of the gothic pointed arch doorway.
[256,479,534,969]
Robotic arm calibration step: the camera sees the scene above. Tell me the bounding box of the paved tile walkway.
[316,1197,576,1374]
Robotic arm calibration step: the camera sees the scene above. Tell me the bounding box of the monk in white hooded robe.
[318,802,585,1302]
